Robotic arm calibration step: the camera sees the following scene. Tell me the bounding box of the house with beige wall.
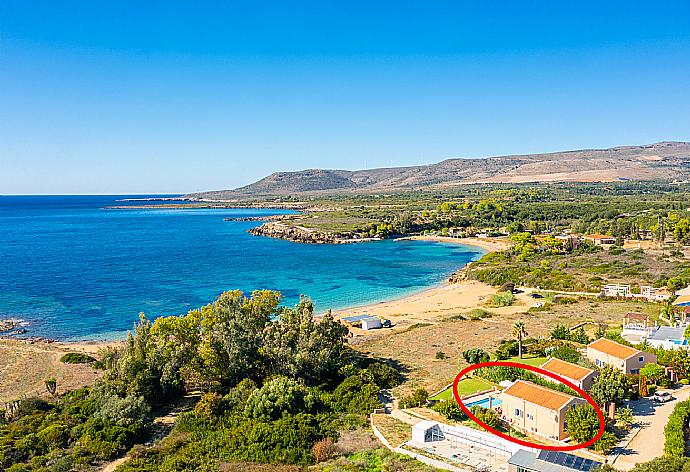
[501,380,585,441]
[586,338,656,375]
[539,358,598,391]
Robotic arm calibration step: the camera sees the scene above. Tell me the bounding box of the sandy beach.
[334,236,520,329]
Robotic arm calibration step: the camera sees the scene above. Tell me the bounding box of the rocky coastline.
[248,221,378,244]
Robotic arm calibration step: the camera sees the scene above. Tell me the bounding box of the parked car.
[652,391,674,403]
[529,293,544,299]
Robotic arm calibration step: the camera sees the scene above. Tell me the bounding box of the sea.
[0,195,484,341]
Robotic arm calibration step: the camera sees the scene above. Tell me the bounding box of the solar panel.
[536,450,600,471]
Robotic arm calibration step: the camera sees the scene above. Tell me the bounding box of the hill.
[187,141,690,199]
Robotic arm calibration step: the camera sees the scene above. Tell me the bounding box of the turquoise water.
[466,398,502,409]
[0,195,484,341]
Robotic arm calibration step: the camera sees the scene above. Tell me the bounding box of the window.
[631,369,639,375]
[517,467,534,472]
[639,356,644,362]
[526,413,534,420]
[595,359,603,367]
[515,408,523,418]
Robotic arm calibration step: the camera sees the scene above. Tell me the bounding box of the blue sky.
[2,1,690,194]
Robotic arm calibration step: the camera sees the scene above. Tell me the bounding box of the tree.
[512,321,528,359]
[590,366,628,405]
[551,324,570,340]
[628,456,690,472]
[639,363,666,385]
[262,298,348,385]
[565,404,600,444]
[462,348,490,365]
[398,388,429,409]
[200,290,280,388]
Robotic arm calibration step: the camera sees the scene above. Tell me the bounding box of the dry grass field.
[355,297,664,396]
[0,339,111,402]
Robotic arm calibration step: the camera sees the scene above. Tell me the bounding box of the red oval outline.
[452,361,605,451]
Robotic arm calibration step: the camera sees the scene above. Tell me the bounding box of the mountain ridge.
[187,141,690,199]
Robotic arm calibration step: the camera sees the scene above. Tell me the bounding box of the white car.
[652,391,674,403]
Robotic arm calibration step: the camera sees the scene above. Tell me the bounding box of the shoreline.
[2,236,510,347]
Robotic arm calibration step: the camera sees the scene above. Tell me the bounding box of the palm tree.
[512,321,528,359]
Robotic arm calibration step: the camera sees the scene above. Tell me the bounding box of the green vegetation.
[664,400,690,457]
[0,290,399,470]
[430,378,494,401]
[60,352,97,364]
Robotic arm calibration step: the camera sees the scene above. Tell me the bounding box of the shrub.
[487,291,515,308]
[495,340,519,360]
[435,351,447,360]
[60,353,97,364]
[431,401,466,421]
[244,377,308,421]
[312,438,339,463]
[364,362,401,389]
[550,324,570,340]
[194,392,223,419]
[549,346,581,364]
[594,431,618,453]
[462,348,490,365]
[470,406,499,428]
[398,389,429,409]
[664,399,690,457]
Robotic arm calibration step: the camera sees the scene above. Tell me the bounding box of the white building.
[360,316,382,330]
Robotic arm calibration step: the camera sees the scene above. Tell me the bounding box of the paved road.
[611,386,690,471]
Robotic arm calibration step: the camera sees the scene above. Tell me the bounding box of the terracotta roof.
[503,380,576,411]
[587,338,639,360]
[624,312,648,321]
[541,358,595,382]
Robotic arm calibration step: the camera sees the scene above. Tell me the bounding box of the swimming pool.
[465,397,502,409]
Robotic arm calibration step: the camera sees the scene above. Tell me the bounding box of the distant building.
[539,358,598,391]
[501,380,586,441]
[602,283,631,297]
[583,234,617,246]
[586,338,657,374]
[645,326,689,350]
[508,449,602,472]
[640,285,672,301]
[360,316,382,330]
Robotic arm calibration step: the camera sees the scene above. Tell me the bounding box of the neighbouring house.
[640,285,672,301]
[644,326,689,350]
[673,295,690,308]
[583,234,617,246]
[501,380,585,441]
[539,358,599,391]
[360,316,382,330]
[623,312,649,330]
[507,449,602,472]
[602,283,631,297]
[586,338,657,374]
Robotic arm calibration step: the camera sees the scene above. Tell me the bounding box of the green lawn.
[500,355,548,367]
[430,377,494,401]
